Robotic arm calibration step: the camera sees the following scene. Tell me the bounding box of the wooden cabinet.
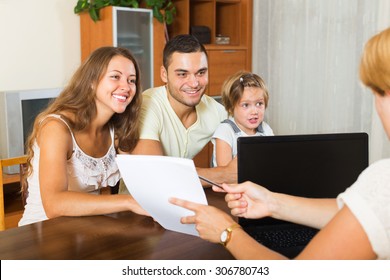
[208,48,247,95]
[80,6,166,88]
[169,0,253,96]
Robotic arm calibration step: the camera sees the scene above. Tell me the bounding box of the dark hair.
[163,34,208,69]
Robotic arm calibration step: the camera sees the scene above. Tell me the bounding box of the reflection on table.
[0,188,234,260]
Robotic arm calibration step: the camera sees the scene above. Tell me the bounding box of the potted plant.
[74,0,176,24]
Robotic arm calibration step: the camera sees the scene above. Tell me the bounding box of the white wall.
[0,0,80,91]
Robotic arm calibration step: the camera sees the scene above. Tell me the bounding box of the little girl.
[212,71,274,167]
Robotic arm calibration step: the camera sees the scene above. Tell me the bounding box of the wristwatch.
[220,224,241,247]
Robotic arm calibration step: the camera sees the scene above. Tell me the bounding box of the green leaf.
[131,0,139,8]
[165,10,173,25]
[109,0,120,6]
[74,0,89,14]
[152,5,163,23]
[120,0,138,7]
[95,0,108,9]
[89,7,100,22]
[74,0,176,24]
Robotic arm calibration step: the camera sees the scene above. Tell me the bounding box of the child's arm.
[215,138,234,166]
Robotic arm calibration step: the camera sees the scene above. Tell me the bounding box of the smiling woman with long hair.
[19,46,148,227]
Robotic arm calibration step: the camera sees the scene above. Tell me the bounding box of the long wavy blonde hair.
[23,47,143,192]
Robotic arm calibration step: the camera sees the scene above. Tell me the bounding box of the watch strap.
[221,223,242,247]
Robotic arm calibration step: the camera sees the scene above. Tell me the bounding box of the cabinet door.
[208,49,247,96]
[80,6,165,89]
[115,8,153,91]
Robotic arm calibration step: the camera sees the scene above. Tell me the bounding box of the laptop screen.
[236,133,369,254]
[238,133,368,198]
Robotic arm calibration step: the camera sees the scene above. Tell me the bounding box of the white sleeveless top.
[19,114,121,226]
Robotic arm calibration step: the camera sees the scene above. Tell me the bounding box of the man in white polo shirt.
[119,34,237,193]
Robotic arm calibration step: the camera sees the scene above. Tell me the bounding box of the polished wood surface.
[0,189,234,260]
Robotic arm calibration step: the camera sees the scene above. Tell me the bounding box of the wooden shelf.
[203,44,248,50]
[169,0,253,95]
[3,173,21,185]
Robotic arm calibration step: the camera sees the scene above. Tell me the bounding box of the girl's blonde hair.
[360,27,390,96]
[24,46,142,181]
[221,70,269,116]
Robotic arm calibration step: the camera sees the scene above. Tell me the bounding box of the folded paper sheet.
[116,155,208,236]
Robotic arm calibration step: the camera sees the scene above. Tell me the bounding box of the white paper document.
[116,155,208,236]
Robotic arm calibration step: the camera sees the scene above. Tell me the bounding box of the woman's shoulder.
[338,158,390,260]
[39,114,71,132]
[361,159,390,178]
[350,158,390,196]
[37,114,73,144]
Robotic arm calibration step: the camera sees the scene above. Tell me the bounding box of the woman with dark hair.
[19,46,147,226]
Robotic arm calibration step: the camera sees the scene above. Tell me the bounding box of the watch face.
[220,230,228,242]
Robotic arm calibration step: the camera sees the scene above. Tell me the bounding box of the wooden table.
[0,189,234,260]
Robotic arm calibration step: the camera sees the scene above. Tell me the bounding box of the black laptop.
[237,133,369,258]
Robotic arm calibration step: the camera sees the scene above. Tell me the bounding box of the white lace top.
[337,159,390,259]
[19,114,121,226]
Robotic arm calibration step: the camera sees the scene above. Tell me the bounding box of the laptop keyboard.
[245,225,318,248]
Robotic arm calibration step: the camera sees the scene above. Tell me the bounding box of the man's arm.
[197,157,237,187]
[131,139,164,155]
